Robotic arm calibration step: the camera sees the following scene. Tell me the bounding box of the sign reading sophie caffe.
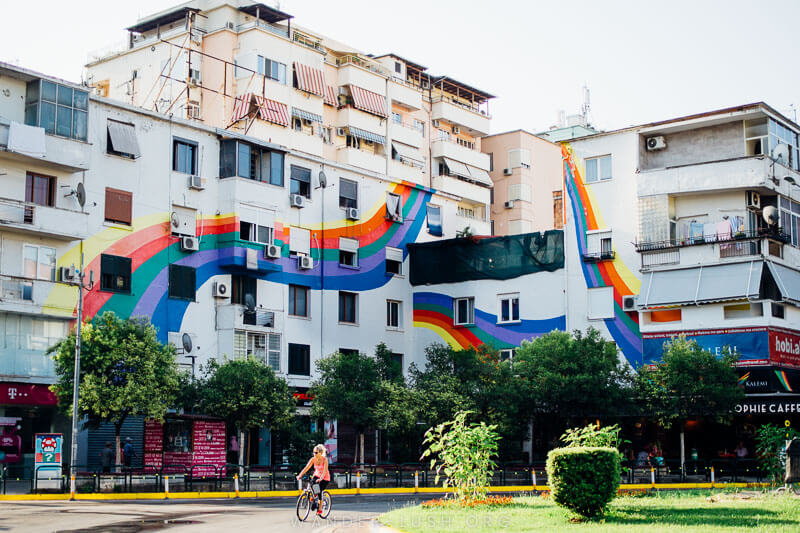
[735,397,800,415]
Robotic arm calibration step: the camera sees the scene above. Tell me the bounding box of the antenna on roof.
[581,84,591,125]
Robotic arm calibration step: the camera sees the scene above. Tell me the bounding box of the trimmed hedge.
[546,447,620,518]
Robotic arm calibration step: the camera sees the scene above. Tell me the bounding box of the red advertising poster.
[191,420,225,477]
[144,420,163,469]
[770,328,800,368]
[0,383,58,406]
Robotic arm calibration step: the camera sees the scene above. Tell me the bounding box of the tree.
[201,358,294,469]
[49,312,181,465]
[636,335,744,469]
[310,350,380,464]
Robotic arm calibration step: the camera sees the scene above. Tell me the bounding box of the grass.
[379,490,800,533]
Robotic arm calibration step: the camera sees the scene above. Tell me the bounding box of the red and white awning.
[349,85,387,118]
[324,85,337,107]
[231,92,257,122]
[293,62,325,97]
[254,96,289,127]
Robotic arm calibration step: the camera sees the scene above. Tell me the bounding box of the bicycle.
[296,476,332,521]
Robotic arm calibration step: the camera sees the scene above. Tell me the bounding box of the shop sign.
[642,327,769,366]
[735,397,800,415]
[35,433,63,479]
[293,387,313,407]
[0,383,58,406]
[769,328,800,369]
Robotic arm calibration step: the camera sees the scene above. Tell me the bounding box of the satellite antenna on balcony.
[63,182,86,207]
[181,333,194,354]
[244,293,256,313]
[763,205,779,226]
[772,143,789,165]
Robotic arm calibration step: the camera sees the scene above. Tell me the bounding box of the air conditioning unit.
[188,175,205,190]
[346,207,360,220]
[188,69,202,86]
[212,281,229,298]
[645,136,666,151]
[59,266,77,283]
[503,168,512,176]
[336,127,346,137]
[746,191,761,210]
[622,295,638,312]
[452,126,460,134]
[297,255,313,270]
[432,119,440,128]
[504,201,514,209]
[290,194,305,208]
[265,243,281,259]
[180,236,200,252]
[226,21,235,30]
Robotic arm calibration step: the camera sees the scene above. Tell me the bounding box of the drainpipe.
[562,152,569,331]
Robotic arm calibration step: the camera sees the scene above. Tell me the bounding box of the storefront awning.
[767,262,800,305]
[349,85,387,118]
[291,108,322,123]
[347,126,385,145]
[293,62,325,97]
[255,96,289,127]
[641,261,763,308]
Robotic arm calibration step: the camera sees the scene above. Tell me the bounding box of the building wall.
[640,121,744,170]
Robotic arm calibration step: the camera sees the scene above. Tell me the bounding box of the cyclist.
[296,444,330,516]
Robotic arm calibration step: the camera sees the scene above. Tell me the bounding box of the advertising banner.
[642,327,769,366]
[769,328,800,369]
[35,433,63,489]
[0,383,58,406]
[324,420,338,463]
[735,396,800,415]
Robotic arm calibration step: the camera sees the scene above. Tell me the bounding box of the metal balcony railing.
[635,228,790,252]
[582,250,616,263]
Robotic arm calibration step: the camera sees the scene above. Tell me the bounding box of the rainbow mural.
[413,292,565,350]
[43,182,433,341]
[562,144,643,365]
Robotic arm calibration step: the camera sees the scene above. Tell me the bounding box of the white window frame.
[386,299,402,329]
[497,293,520,324]
[453,297,475,326]
[586,229,613,256]
[587,286,615,320]
[339,237,359,267]
[234,330,281,372]
[585,154,612,183]
[499,348,516,362]
[22,244,56,281]
[385,246,403,276]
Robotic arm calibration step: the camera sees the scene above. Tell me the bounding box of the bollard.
[356,471,361,492]
[710,466,715,485]
[414,471,419,490]
[70,475,76,499]
[297,477,302,491]
[164,475,169,498]
[532,470,537,487]
[234,473,239,497]
[650,467,655,487]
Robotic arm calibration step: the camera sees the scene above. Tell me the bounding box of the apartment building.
[481,130,563,235]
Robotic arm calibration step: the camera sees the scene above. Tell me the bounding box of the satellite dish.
[318,170,328,188]
[772,143,790,165]
[181,333,193,354]
[244,293,256,312]
[170,212,181,229]
[75,182,86,208]
[763,205,779,226]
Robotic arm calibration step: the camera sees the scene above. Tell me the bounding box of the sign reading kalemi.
[0,383,58,406]
[770,328,800,368]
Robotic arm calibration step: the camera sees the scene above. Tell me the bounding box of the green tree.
[636,335,744,468]
[201,358,294,468]
[49,312,181,464]
[755,423,800,484]
[372,379,420,462]
[310,350,380,463]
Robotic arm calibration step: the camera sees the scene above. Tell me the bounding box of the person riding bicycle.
[297,444,330,516]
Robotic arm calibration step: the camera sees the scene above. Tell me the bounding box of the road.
[0,495,433,532]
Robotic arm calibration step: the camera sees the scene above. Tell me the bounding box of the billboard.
[642,327,770,366]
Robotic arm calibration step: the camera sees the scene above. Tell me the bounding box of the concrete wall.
[640,121,745,170]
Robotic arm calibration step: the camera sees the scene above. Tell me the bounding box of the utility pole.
[69,242,93,477]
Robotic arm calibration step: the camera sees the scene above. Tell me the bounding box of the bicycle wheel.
[296,492,311,522]
[319,491,332,519]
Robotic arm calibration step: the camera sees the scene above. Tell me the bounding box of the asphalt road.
[0,495,434,533]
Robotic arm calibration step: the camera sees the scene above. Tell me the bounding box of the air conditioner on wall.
[503,168,512,176]
[346,207,360,220]
[290,194,305,208]
[622,295,638,312]
[212,281,229,298]
[645,136,666,151]
[336,127,346,137]
[746,191,761,210]
[504,201,514,209]
[265,243,281,259]
[431,119,440,128]
[188,175,205,190]
[59,266,77,283]
[298,255,313,269]
[180,236,199,252]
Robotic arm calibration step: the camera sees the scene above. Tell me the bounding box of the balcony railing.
[0,197,33,225]
[292,30,324,53]
[431,95,491,118]
[582,250,616,263]
[335,55,389,77]
[635,228,790,252]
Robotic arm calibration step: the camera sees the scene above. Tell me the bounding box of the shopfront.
[0,383,66,470]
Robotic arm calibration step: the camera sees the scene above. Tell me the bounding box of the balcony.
[388,80,422,110]
[432,175,490,205]
[0,348,56,381]
[0,197,89,240]
[336,57,387,95]
[0,275,65,313]
[216,303,284,332]
[292,30,325,54]
[338,107,385,136]
[336,146,385,174]
[582,250,616,263]
[290,130,323,157]
[1,121,91,172]
[635,228,788,252]
[431,138,490,170]
[431,97,490,136]
[388,158,425,183]
[452,213,491,237]
[389,120,423,148]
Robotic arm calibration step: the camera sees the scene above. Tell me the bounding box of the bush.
[546,447,620,519]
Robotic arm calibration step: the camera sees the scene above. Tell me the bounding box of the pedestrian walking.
[122,437,135,468]
[100,441,114,473]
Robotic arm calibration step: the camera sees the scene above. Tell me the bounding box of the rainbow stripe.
[413,292,565,350]
[775,370,793,392]
[562,144,643,366]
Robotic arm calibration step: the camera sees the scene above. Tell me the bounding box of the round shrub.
[545,447,620,519]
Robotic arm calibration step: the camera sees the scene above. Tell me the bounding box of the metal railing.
[581,250,616,263]
[335,55,390,77]
[636,228,790,252]
[431,95,491,118]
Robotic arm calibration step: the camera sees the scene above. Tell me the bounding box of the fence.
[1,459,769,495]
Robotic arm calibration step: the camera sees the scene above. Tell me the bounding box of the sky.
[2,0,799,134]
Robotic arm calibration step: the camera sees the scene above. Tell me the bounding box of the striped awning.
[254,96,289,127]
[293,62,325,97]
[324,85,337,107]
[349,85,387,118]
[347,126,385,145]
[291,108,323,123]
[231,92,257,122]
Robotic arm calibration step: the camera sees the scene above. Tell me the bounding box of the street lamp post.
[69,243,93,477]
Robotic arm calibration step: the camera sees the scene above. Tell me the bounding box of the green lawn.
[379,491,800,533]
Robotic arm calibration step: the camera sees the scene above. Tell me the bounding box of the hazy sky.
[2,0,799,133]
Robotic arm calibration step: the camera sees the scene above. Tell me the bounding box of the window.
[289,284,309,317]
[385,247,403,275]
[391,112,402,124]
[724,302,763,319]
[426,204,442,236]
[386,300,402,329]
[292,117,303,131]
[768,119,799,170]
[508,149,531,169]
[104,187,132,225]
[168,264,196,300]
[235,331,281,371]
[585,155,612,183]
[454,297,474,326]
[240,220,273,244]
[771,302,785,319]
[258,56,287,84]
[220,140,285,185]
[338,291,357,324]
[601,237,613,255]
[394,61,402,74]
[319,127,332,144]
[231,275,257,306]
[173,138,197,174]
[24,79,88,141]
[346,135,361,149]
[779,197,800,247]
[0,312,68,353]
[499,349,516,362]
[106,120,140,159]
[339,348,359,357]
[413,119,424,137]
[587,286,614,319]
[339,178,358,209]
[498,293,520,323]
[386,192,402,221]
[339,238,358,267]
[100,254,131,294]
[290,165,311,198]
[488,152,494,171]
[392,353,403,372]
[288,343,311,375]
[23,244,55,282]
[456,138,474,149]
[553,191,564,230]
[438,129,451,141]
[289,226,311,256]
[25,173,55,207]
[586,230,613,259]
